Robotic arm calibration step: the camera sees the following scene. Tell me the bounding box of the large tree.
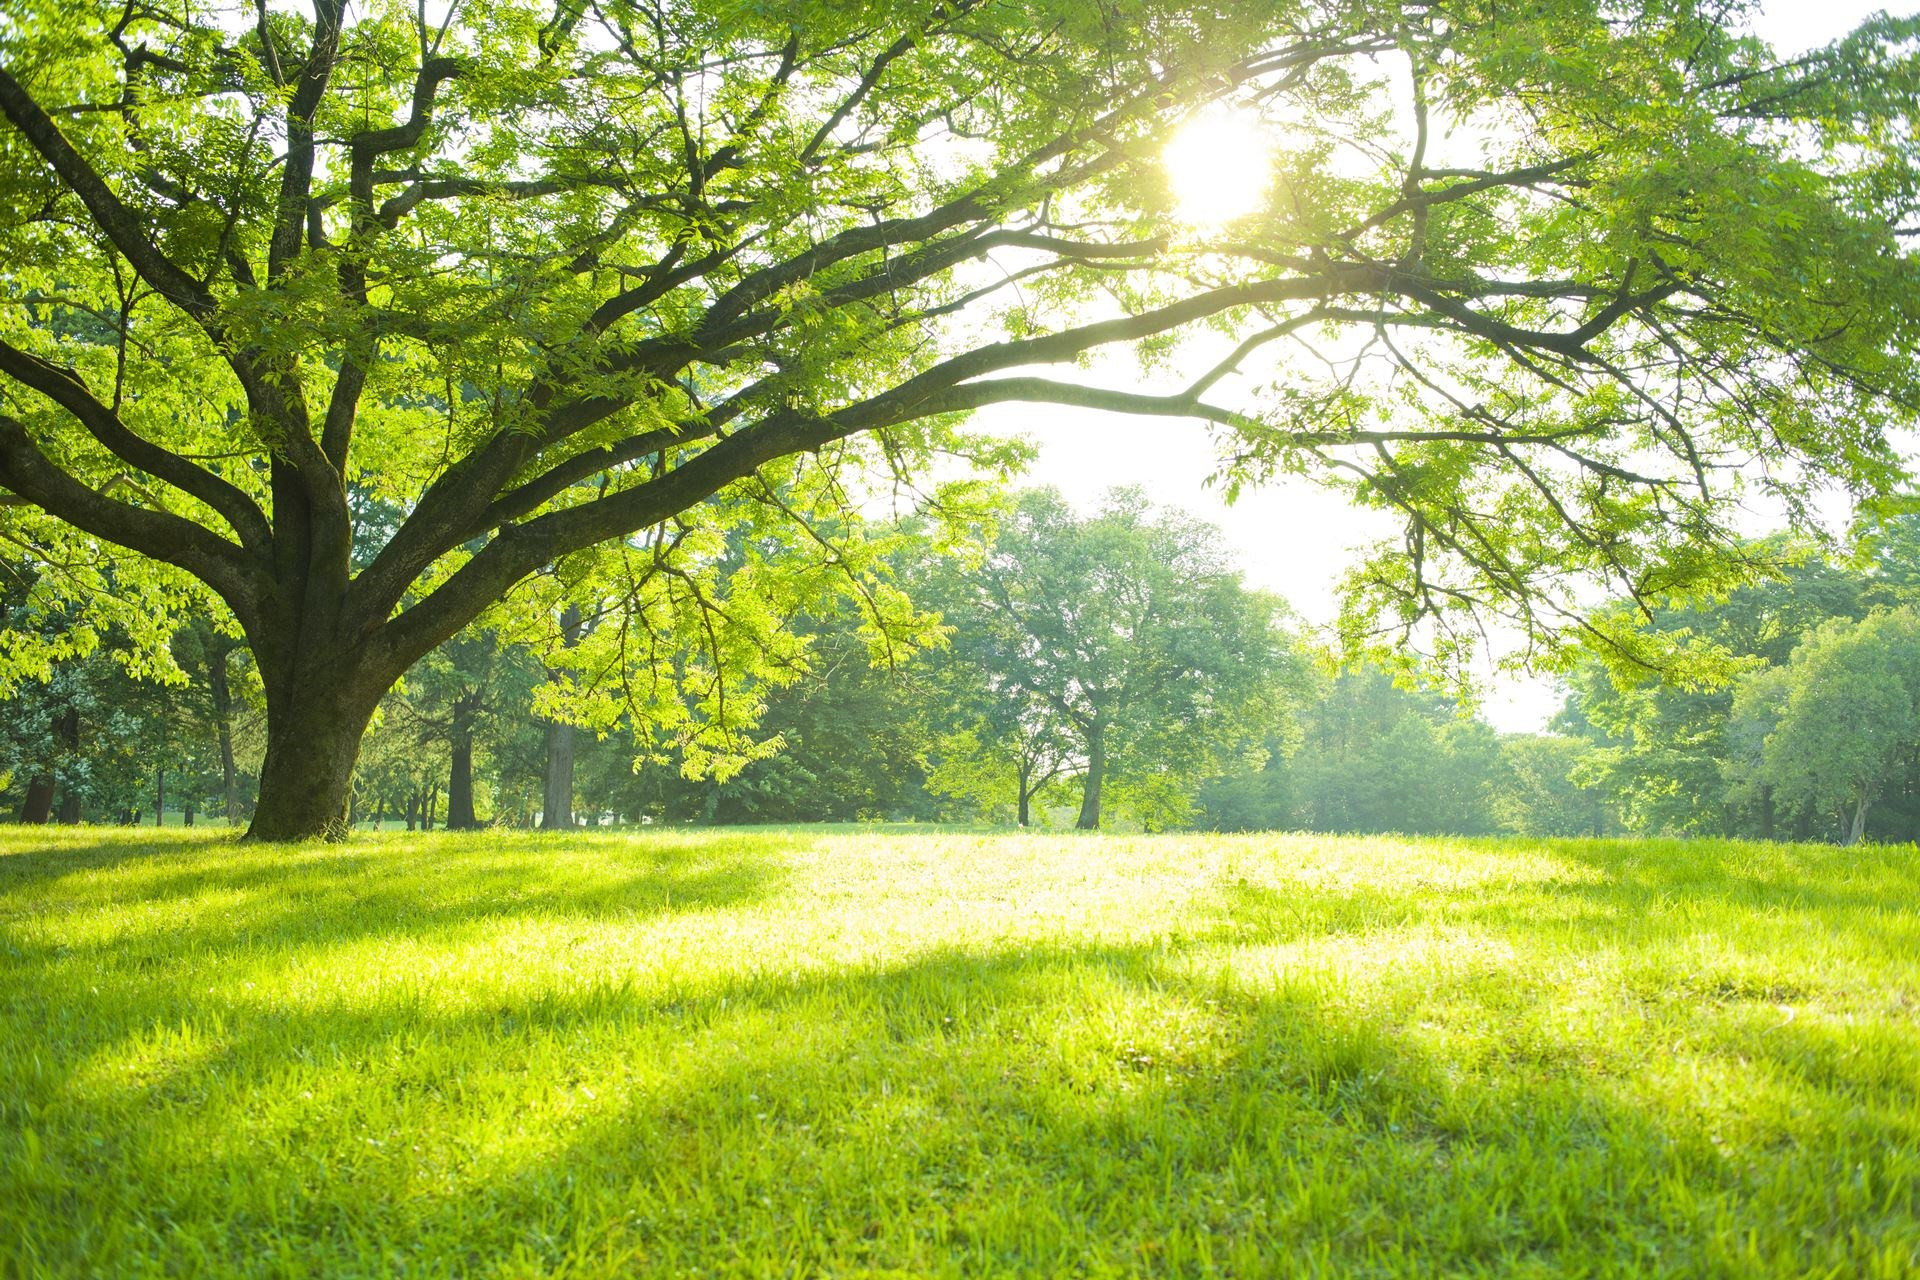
[1,0,1917,838]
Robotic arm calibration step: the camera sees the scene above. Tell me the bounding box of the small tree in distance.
[934,488,1297,830]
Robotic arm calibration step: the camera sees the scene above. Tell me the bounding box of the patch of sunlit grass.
[1,824,1916,1277]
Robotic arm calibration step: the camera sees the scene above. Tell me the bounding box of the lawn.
[1,826,1916,1279]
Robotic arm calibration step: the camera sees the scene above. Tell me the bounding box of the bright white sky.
[976,0,1911,732]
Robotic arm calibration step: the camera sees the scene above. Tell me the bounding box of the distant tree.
[1488,734,1612,838]
[1723,664,1796,841]
[170,618,254,824]
[400,629,541,829]
[919,552,1079,827]
[1288,669,1499,836]
[538,604,587,831]
[1743,610,1920,845]
[689,603,941,825]
[1193,731,1301,834]
[942,489,1292,830]
[1557,556,1868,836]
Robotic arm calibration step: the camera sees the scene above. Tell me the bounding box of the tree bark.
[1846,790,1872,846]
[154,767,164,826]
[1017,785,1032,828]
[540,720,575,830]
[445,722,478,829]
[1075,727,1105,831]
[1760,784,1775,842]
[55,708,81,823]
[206,647,242,824]
[17,776,53,824]
[539,603,583,831]
[246,678,384,841]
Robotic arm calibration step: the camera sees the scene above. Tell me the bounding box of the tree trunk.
[405,790,419,831]
[1075,728,1105,831]
[184,804,195,827]
[446,731,477,829]
[1017,785,1032,828]
[423,783,438,832]
[1846,790,1872,846]
[246,680,383,842]
[1760,784,1775,842]
[55,709,81,823]
[540,720,575,831]
[204,643,243,824]
[155,768,164,826]
[539,604,583,831]
[17,776,53,824]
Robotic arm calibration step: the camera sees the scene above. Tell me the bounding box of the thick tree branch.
[0,338,271,552]
[0,65,218,319]
[0,415,262,622]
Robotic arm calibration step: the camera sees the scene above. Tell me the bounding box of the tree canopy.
[2,0,1918,837]
[927,487,1294,829]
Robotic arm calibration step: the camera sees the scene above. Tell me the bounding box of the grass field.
[1,825,1916,1278]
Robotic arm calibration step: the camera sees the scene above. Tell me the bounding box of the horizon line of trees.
[6,488,1920,846]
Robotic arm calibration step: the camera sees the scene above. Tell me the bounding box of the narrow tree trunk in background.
[18,777,52,824]
[373,794,386,831]
[539,604,584,832]
[207,650,241,824]
[184,804,195,827]
[1017,786,1032,828]
[155,768,164,826]
[1760,785,1775,842]
[445,691,479,830]
[55,708,81,823]
[423,783,438,832]
[540,721,575,831]
[405,791,418,831]
[1846,791,1872,846]
[446,736,477,829]
[1075,728,1105,831]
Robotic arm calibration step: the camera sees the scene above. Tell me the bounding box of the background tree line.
[7,489,1920,844]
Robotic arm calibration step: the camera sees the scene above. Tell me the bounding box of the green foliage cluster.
[1561,516,1920,846]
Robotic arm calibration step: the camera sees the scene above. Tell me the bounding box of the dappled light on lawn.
[2,826,1917,1277]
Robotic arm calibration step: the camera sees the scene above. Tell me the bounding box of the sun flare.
[1163,107,1274,226]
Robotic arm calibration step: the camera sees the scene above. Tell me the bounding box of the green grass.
[1,826,1916,1279]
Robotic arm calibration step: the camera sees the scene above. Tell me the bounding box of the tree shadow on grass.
[5,843,1917,1277]
[0,830,792,955]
